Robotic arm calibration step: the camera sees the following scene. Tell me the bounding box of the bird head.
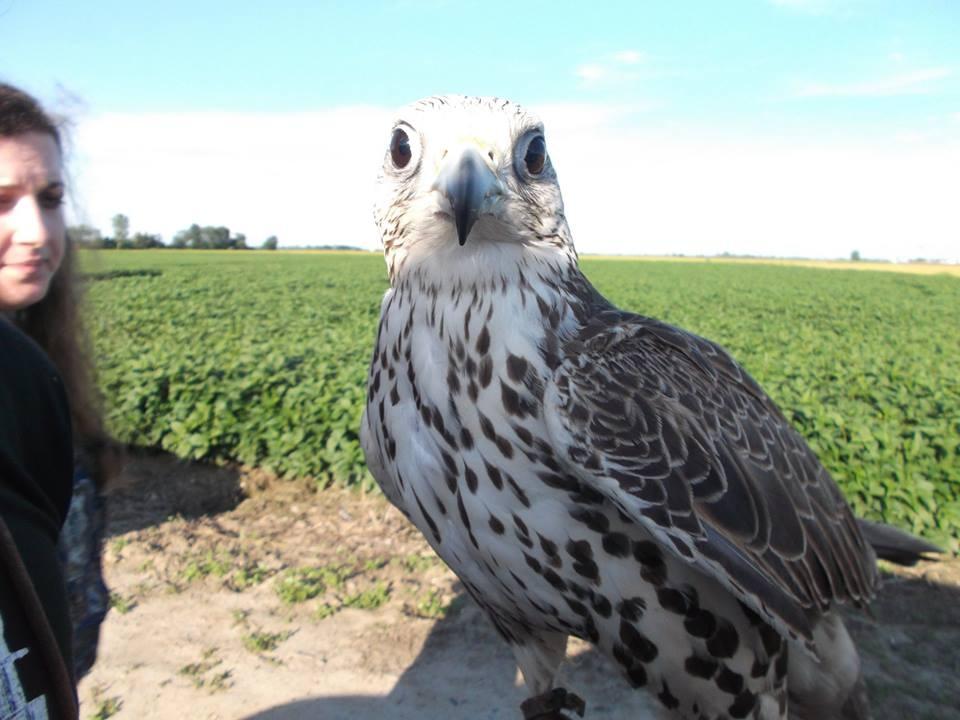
[374,95,575,284]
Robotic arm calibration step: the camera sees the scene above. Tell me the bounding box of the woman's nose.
[12,196,53,247]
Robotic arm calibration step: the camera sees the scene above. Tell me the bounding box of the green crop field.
[79,249,960,551]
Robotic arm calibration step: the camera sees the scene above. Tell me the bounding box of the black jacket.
[0,319,78,719]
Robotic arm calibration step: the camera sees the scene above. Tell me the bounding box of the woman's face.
[0,131,66,313]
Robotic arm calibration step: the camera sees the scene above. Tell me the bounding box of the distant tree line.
[70,214,280,250]
[171,224,247,249]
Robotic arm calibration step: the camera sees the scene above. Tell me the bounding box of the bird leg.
[521,687,586,719]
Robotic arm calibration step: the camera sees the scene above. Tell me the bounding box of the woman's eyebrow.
[0,179,64,191]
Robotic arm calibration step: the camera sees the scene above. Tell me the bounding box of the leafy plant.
[82,251,960,550]
[313,603,338,621]
[109,592,137,615]
[180,551,233,584]
[89,684,123,720]
[343,582,390,610]
[414,589,450,619]
[274,565,349,604]
[242,629,291,654]
[229,563,270,591]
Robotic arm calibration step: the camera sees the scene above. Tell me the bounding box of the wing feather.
[545,310,878,644]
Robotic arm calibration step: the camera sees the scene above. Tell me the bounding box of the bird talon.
[521,687,586,719]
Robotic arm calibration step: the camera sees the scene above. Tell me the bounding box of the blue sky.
[4,0,959,259]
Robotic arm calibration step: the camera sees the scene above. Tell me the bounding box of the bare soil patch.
[78,452,960,719]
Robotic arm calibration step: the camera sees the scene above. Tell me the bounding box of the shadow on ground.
[845,565,960,720]
[243,593,655,720]
[243,568,960,720]
[105,448,244,535]
[98,451,959,720]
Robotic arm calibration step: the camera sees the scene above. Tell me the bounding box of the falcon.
[360,95,936,720]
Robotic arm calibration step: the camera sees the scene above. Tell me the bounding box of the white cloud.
[770,0,818,8]
[575,64,607,83]
[68,107,393,248]
[536,102,660,133]
[893,130,928,144]
[769,0,829,14]
[794,67,952,98]
[768,0,862,16]
[65,103,960,262]
[575,50,647,88]
[613,50,646,65]
[550,123,959,262]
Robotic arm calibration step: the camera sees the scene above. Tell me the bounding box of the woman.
[1,82,114,690]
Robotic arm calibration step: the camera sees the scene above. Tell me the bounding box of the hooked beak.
[432,147,502,245]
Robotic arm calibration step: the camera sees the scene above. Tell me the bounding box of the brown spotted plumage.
[361,95,933,720]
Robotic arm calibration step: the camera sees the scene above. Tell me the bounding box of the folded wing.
[544,309,878,646]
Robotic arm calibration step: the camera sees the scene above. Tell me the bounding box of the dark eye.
[39,189,65,210]
[524,135,546,176]
[390,128,412,169]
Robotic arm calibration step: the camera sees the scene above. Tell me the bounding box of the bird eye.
[390,128,412,169]
[524,135,546,176]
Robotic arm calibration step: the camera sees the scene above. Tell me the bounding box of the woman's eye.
[390,128,412,169]
[39,191,64,210]
[524,135,546,176]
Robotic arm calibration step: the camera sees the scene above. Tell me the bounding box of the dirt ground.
[77,452,960,720]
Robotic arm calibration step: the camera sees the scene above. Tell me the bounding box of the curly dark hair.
[1,82,115,486]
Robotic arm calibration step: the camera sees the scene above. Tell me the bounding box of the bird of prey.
[361,95,936,720]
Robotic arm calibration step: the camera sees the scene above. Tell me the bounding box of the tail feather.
[788,613,872,720]
[857,519,941,566]
[840,673,872,720]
